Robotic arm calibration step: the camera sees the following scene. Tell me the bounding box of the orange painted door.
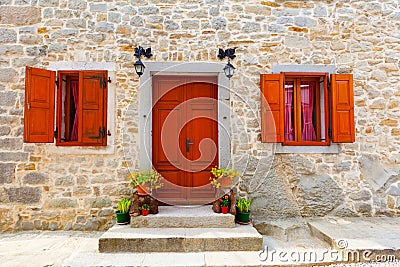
[152,76,218,205]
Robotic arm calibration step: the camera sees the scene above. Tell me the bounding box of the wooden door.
[152,76,218,205]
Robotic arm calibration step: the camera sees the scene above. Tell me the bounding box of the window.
[24,67,108,146]
[260,72,354,145]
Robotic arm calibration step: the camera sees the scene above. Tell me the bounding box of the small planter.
[138,183,150,196]
[116,211,130,225]
[219,176,232,188]
[236,210,250,224]
[141,209,149,216]
[221,206,229,214]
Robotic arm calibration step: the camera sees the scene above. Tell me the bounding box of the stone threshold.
[131,205,236,228]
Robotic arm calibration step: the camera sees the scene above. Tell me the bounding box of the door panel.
[152,76,218,205]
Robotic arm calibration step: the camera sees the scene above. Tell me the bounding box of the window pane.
[284,81,294,141]
[300,81,317,141]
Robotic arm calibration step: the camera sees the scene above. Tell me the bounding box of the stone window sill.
[275,143,339,154]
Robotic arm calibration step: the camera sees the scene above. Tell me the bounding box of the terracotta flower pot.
[219,176,232,188]
[141,209,149,216]
[137,183,150,196]
[221,206,229,214]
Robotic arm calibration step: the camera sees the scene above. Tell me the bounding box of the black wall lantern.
[218,48,236,79]
[133,46,152,77]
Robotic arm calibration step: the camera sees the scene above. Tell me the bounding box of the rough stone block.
[0,7,41,25]
[120,6,136,15]
[21,221,34,230]
[0,138,23,150]
[0,126,11,136]
[68,0,86,10]
[87,196,113,209]
[164,20,179,30]
[294,174,344,216]
[0,29,17,44]
[0,45,24,56]
[22,172,48,185]
[55,175,75,186]
[66,19,86,29]
[0,152,29,162]
[0,91,17,106]
[90,3,107,12]
[73,186,91,197]
[6,186,41,204]
[0,68,18,82]
[0,163,15,184]
[47,198,78,209]
[138,6,159,15]
[211,17,226,30]
[38,0,59,7]
[95,22,114,32]
[241,22,261,33]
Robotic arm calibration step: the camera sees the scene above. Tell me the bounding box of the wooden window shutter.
[24,66,55,143]
[80,71,108,145]
[260,74,284,142]
[331,74,355,143]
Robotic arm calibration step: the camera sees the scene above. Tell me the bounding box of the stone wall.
[0,0,399,231]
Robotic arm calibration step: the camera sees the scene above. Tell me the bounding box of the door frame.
[138,62,231,172]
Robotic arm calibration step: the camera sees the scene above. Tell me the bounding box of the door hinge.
[55,78,59,88]
[54,127,58,138]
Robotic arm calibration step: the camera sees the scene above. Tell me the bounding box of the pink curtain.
[284,82,294,141]
[71,81,79,141]
[301,81,316,141]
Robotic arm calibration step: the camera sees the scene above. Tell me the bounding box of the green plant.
[129,169,164,190]
[117,198,132,213]
[220,194,230,207]
[209,166,240,188]
[236,198,250,212]
[141,204,150,210]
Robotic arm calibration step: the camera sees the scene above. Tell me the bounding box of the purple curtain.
[71,81,79,141]
[284,82,294,141]
[301,81,316,141]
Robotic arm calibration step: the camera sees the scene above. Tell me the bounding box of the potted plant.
[236,198,251,224]
[220,195,230,214]
[141,203,150,216]
[115,198,132,225]
[129,169,164,196]
[209,166,241,189]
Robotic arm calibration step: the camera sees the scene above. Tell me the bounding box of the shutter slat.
[331,74,355,143]
[260,74,284,142]
[24,66,55,143]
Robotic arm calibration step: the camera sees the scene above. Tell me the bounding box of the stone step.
[131,205,235,228]
[99,224,263,253]
[253,218,312,242]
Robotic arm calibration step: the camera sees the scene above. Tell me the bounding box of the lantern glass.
[134,60,145,76]
[223,62,235,79]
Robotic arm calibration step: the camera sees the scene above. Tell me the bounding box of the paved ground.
[0,217,399,266]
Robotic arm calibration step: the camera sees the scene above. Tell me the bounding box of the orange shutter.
[80,71,107,145]
[331,74,355,143]
[260,74,284,142]
[24,66,55,143]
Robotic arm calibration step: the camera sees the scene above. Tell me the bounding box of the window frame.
[282,72,330,146]
[55,70,108,147]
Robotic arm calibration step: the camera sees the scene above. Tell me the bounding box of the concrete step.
[131,205,235,228]
[99,224,263,253]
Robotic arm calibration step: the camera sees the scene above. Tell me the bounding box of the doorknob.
[186,138,194,152]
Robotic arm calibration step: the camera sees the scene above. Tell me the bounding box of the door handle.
[186,138,194,152]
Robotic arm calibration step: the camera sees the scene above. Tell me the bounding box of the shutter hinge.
[55,78,59,88]
[54,127,58,138]
[100,127,106,138]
